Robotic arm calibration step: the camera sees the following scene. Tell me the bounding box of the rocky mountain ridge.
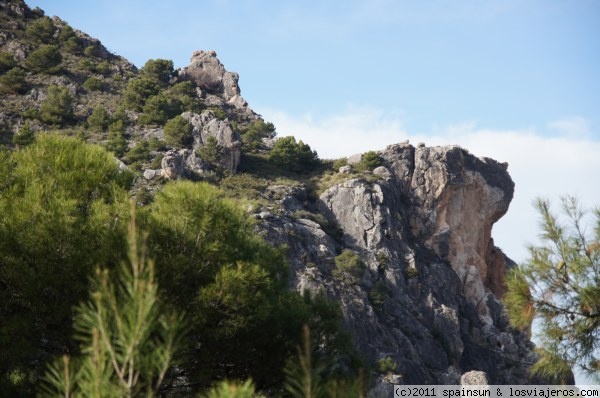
[257,142,541,392]
[0,0,546,393]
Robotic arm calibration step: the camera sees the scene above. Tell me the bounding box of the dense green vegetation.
[40,211,185,397]
[0,135,131,396]
[505,197,600,383]
[0,6,402,395]
[0,136,360,396]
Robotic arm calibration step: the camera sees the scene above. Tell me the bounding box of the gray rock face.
[179,50,246,108]
[160,149,205,180]
[181,110,241,174]
[381,144,514,322]
[255,141,540,390]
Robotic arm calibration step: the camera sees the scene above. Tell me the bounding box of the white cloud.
[548,116,591,138]
[258,106,600,264]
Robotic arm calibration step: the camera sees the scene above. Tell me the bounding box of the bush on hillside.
[12,123,35,147]
[24,16,56,44]
[0,67,27,94]
[333,250,365,284]
[83,76,103,91]
[241,119,276,151]
[39,85,72,125]
[270,136,320,173]
[163,115,192,147]
[123,77,160,111]
[86,106,110,132]
[141,58,174,85]
[197,136,222,169]
[25,44,62,74]
[356,150,382,172]
[0,52,17,73]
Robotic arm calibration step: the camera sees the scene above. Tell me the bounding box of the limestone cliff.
[256,142,540,392]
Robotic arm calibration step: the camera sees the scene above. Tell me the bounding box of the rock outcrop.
[381,143,514,322]
[181,110,241,174]
[179,50,254,117]
[255,141,539,392]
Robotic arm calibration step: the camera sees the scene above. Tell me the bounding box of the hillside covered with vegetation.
[0,1,372,396]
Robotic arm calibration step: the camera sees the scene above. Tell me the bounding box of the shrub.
[333,250,365,283]
[147,137,167,151]
[83,44,98,58]
[405,266,419,278]
[57,25,76,43]
[376,357,397,374]
[122,140,150,171]
[164,81,197,112]
[356,150,381,172]
[241,119,276,151]
[123,77,160,111]
[376,251,388,268]
[205,380,258,398]
[163,115,192,147]
[40,85,72,125]
[25,44,62,74]
[12,123,35,147]
[77,59,95,72]
[63,37,81,54]
[86,106,110,132]
[197,136,222,168]
[148,153,164,169]
[140,58,174,84]
[0,67,27,94]
[105,129,128,157]
[24,16,56,44]
[332,157,348,170]
[108,119,125,134]
[111,107,129,125]
[95,61,111,76]
[0,52,17,73]
[270,136,320,173]
[82,76,103,91]
[219,173,268,200]
[368,280,388,312]
[208,107,227,121]
[138,94,171,125]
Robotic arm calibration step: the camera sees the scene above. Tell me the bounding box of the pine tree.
[197,135,223,170]
[39,204,186,397]
[505,196,600,382]
[40,85,73,125]
[87,106,110,132]
[0,135,131,394]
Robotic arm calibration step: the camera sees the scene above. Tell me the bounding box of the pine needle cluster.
[505,196,600,382]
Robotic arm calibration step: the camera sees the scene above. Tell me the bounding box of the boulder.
[179,50,244,105]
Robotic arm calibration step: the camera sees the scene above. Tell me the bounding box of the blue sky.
[25,0,600,264]
[25,0,600,383]
[26,1,600,133]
